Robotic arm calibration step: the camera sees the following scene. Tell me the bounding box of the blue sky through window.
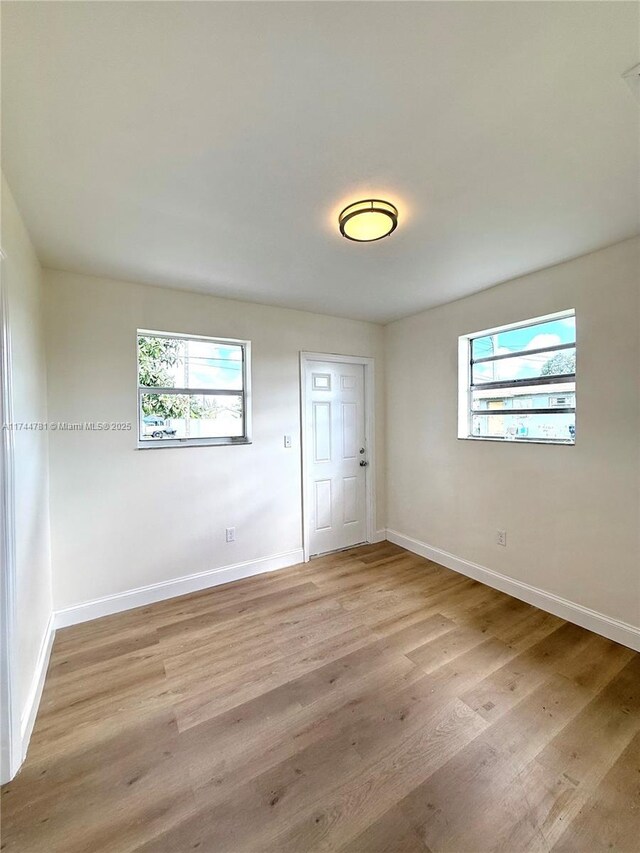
[139,336,244,390]
[471,315,575,383]
[187,341,243,389]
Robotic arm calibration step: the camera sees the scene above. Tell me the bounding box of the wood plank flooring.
[1,542,639,852]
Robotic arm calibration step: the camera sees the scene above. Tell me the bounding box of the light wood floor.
[2,542,639,852]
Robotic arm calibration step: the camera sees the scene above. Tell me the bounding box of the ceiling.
[2,1,639,324]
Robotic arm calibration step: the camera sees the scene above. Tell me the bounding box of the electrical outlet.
[497,529,507,547]
[284,435,292,448]
[225,527,235,543]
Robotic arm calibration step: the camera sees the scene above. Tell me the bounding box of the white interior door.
[305,360,368,556]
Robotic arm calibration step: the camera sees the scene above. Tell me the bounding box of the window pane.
[140,393,244,441]
[462,312,576,444]
[138,335,243,390]
[185,340,243,390]
[471,346,575,384]
[471,384,575,442]
[471,411,575,442]
[471,316,576,361]
[138,335,185,388]
[472,385,575,409]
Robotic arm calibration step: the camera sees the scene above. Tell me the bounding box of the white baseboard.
[54,549,305,629]
[386,529,640,652]
[371,529,388,544]
[20,612,55,759]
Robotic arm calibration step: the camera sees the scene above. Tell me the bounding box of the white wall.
[44,270,385,612]
[386,237,640,631]
[28,237,640,640]
[1,177,53,723]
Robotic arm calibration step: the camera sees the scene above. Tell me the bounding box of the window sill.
[136,438,252,450]
[458,436,574,446]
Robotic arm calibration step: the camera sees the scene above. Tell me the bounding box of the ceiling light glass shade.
[338,199,398,242]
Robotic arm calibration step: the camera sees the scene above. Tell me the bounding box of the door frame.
[299,352,376,562]
[0,254,20,784]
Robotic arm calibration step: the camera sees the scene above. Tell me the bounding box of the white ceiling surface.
[2,2,639,324]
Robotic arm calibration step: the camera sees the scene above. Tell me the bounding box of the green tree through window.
[137,336,203,420]
[540,350,575,376]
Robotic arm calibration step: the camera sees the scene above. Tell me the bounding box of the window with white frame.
[137,330,251,447]
[458,310,576,444]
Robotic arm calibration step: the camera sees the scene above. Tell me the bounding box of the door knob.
[359,460,369,467]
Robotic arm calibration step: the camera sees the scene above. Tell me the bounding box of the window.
[458,310,576,444]
[137,330,251,447]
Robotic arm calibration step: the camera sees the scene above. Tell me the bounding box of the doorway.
[300,353,376,559]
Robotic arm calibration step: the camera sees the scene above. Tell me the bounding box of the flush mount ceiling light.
[338,199,398,242]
